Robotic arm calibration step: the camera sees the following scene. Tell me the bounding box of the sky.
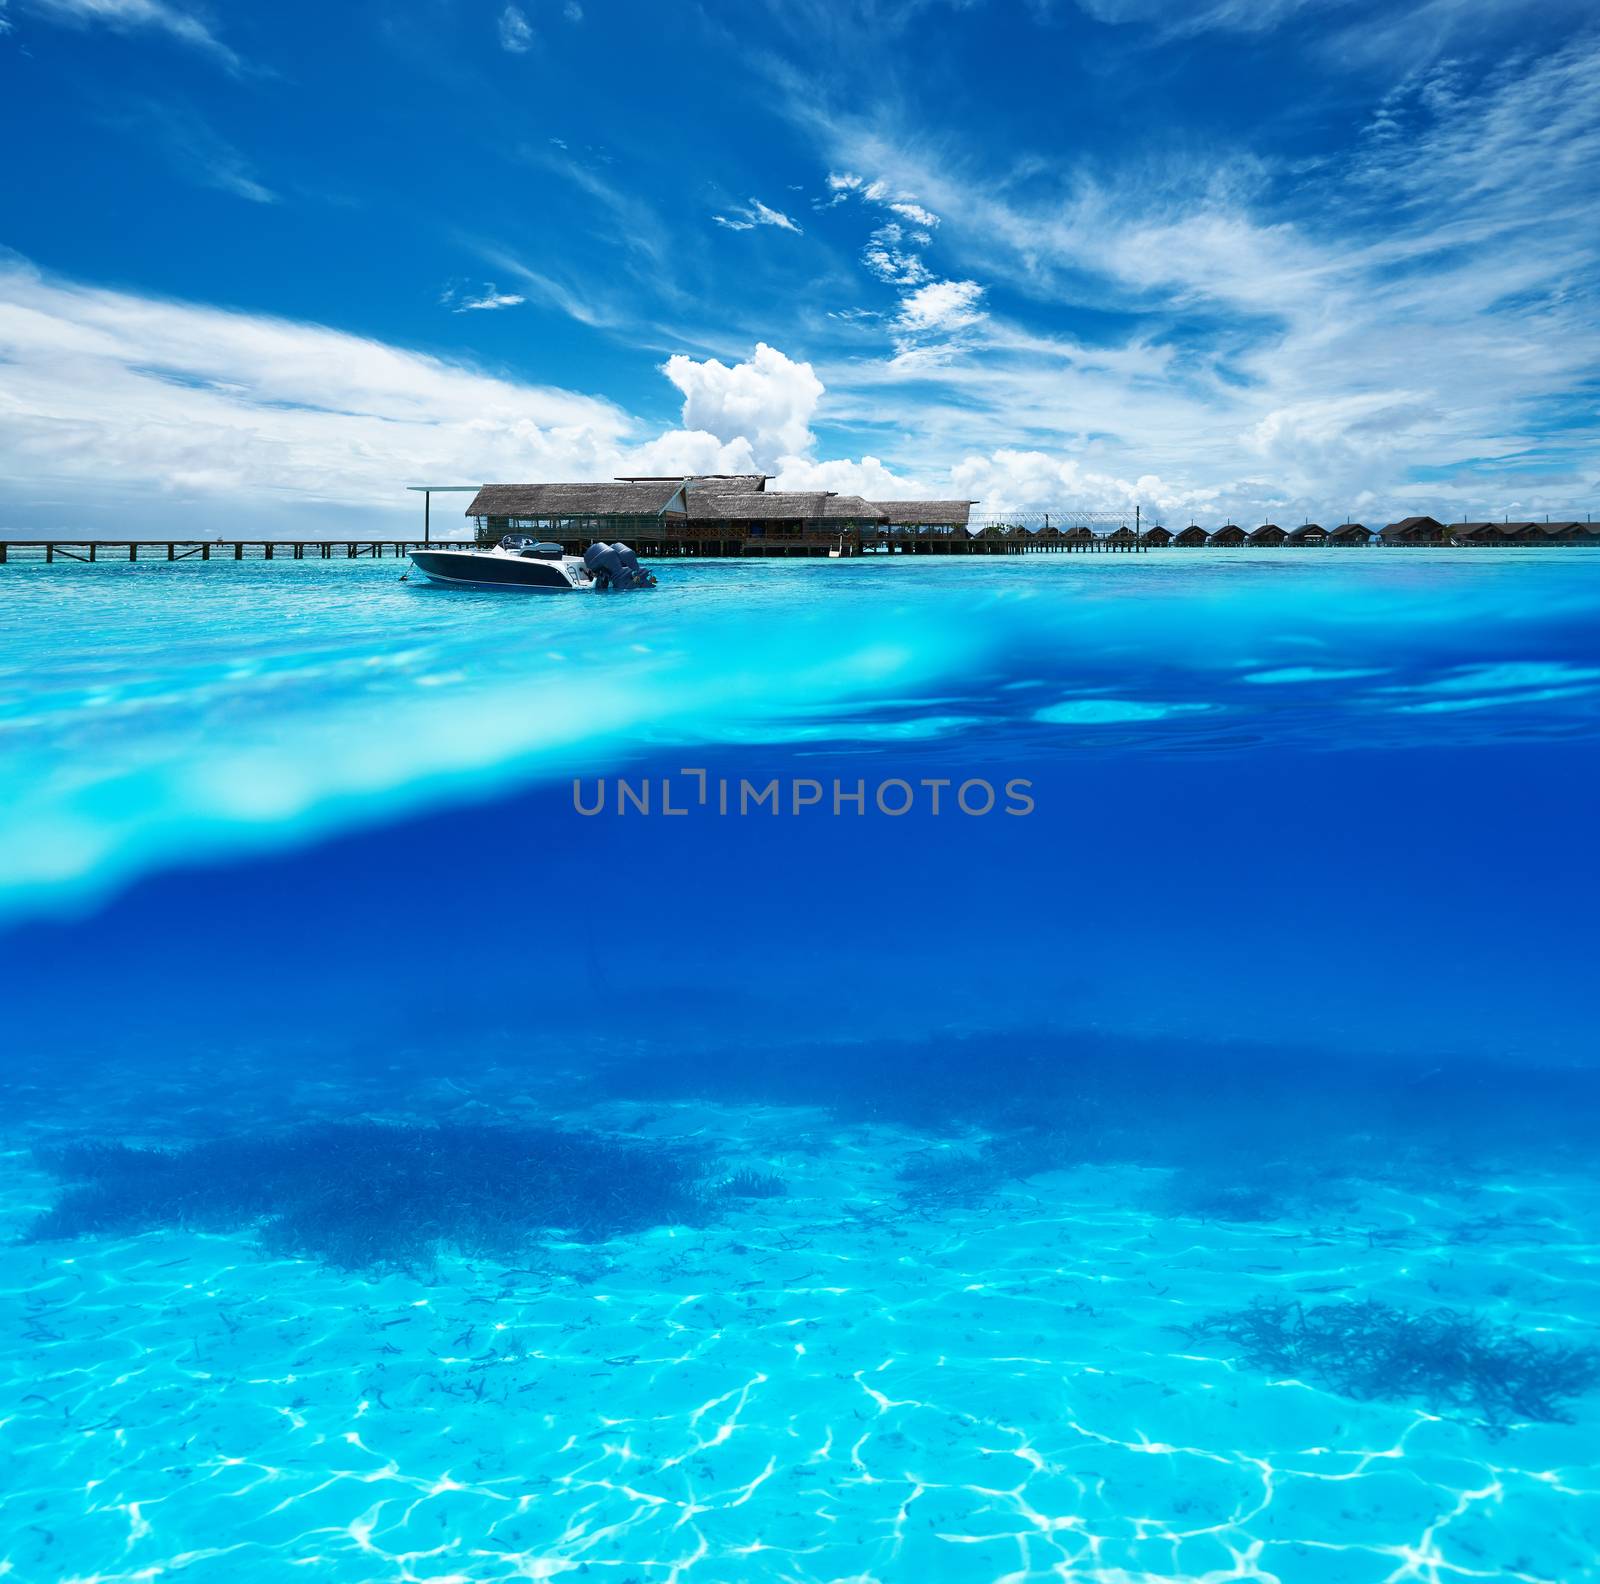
[1,0,1598,535]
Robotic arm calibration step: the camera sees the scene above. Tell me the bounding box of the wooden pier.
[0,530,1149,564]
[7,523,1592,564]
[0,539,422,564]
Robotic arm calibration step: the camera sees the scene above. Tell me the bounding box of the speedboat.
[409,536,655,592]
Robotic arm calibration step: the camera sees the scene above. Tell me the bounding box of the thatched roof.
[466,482,686,519]
[1286,523,1325,538]
[871,500,975,527]
[1381,515,1444,539]
[683,490,888,523]
[820,494,889,521]
[613,474,771,492]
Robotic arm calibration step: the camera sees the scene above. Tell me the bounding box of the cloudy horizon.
[2,0,1597,534]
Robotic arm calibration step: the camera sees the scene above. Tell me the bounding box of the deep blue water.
[2,551,1598,1582]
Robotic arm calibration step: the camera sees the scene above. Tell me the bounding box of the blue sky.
[1,0,1597,533]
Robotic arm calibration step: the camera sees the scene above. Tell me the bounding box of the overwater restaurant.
[463,475,975,554]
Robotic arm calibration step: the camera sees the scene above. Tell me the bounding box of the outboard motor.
[583,541,657,591]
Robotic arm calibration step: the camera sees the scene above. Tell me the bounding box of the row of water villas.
[463,481,1600,556]
[942,515,1600,549]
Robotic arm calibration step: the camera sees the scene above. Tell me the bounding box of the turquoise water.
[2,551,1599,1581]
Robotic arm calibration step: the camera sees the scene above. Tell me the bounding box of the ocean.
[2,549,1598,1582]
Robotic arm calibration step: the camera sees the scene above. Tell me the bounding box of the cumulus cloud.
[619,429,759,478]
[768,454,926,498]
[20,0,239,67]
[661,342,823,468]
[498,4,532,52]
[713,198,802,234]
[950,449,1213,520]
[0,262,917,537]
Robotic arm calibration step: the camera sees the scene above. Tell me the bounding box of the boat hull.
[409,550,585,591]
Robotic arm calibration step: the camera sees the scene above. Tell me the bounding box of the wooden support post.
[264,542,273,560]
[202,543,210,560]
[47,544,54,563]
[89,543,96,562]
[167,543,175,561]
[130,543,137,561]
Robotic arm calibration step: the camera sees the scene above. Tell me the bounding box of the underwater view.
[2,550,1599,1582]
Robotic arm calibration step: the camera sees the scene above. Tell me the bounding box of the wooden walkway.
[0,540,420,563]
[0,533,1150,564]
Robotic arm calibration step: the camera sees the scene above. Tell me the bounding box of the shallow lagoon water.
[2,550,1599,1582]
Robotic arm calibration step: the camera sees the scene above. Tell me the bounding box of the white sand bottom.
[1,1101,1597,1584]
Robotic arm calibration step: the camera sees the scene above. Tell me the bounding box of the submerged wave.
[4,552,1600,914]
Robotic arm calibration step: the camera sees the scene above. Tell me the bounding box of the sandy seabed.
[2,1100,1597,1584]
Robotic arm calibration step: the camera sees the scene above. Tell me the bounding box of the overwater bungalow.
[1537,521,1600,543]
[1380,515,1447,545]
[1285,523,1328,546]
[465,475,960,554]
[868,500,976,542]
[467,480,691,544]
[1173,525,1210,546]
[1106,524,1139,545]
[1248,523,1287,546]
[1141,525,1174,546]
[1062,525,1097,546]
[1328,522,1371,546]
[1211,524,1247,546]
[1450,522,1531,545]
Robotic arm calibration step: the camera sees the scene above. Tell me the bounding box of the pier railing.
[4,528,1597,564]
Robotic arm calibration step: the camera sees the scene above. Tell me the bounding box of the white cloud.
[950,449,1216,520]
[454,286,526,312]
[620,429,759,478]
[768,454,926,498]
[713,198,802,233]
[498,4,532,52]
[861,223,931,286]
[563,0,582,17]
[897,279,985,336]
[661,342,823,468]
[0,261,929,538]
[21,0,238,67]
[772,30,1600,520]
[887,200,938,229]
[0,260,634,535]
